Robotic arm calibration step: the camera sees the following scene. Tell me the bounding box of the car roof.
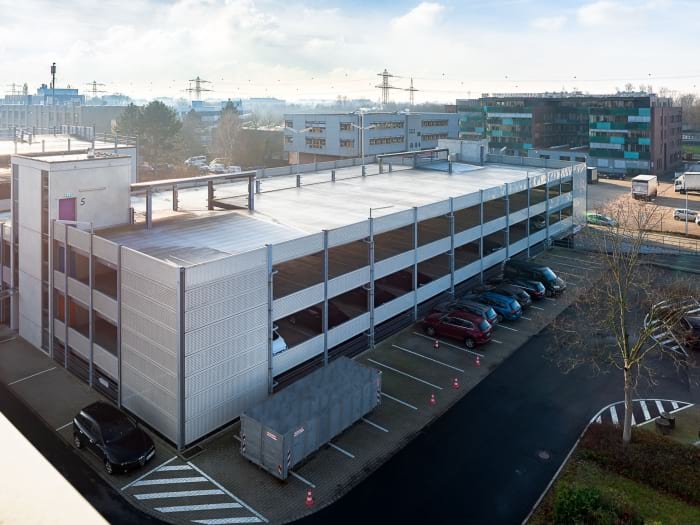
[684,316,700,328]
[505,259,549,271]
[82,401,125,422]
[448,310,484,322]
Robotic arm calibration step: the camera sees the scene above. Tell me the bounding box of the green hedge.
[554,483,643,524]
[579,423,700,505]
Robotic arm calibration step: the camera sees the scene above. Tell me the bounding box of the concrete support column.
[448,198,455,296]
[207,180,214,211]
[322,230,329,366]
[145,188,153,229]
[412,207,418,321]
[172,185,178,212]
[367,217,375,349]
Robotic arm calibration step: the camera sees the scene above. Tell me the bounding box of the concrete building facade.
[4,146,585,450]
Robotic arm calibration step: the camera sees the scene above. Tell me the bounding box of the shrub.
[579,423,700,505]
[553,482,644,525]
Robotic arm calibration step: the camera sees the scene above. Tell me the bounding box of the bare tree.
[212,102,242,163]
[550,196,697,446]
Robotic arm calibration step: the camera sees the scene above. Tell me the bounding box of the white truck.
[674,172,700,194]
[631,174,658,201]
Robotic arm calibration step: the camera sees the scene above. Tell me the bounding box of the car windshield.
[479,320,491,332]
[102,417,137,443]
[542,268,557,281]
[536,282,545,292]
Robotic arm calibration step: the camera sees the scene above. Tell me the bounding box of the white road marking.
[289,470,316,489]
[530,306,545,311]
[329,442,355,459]
[132,477,208,487]
[521,316,533,321]
[610,405,619,425]
[655,400,665,415]
[155,503,242,513]
[672,401,679,410]
[639,400,651,420]
[631,413,637,426]
[193,519,262,525]
[496,324,518,332]
[367,358,443,390]
[491,339,503,344]
[362,417,389,433]
[0,336,17,344]
[554,270,583,279]
[392,344,464,373]
[411,332,485,357]
[545,298,556,302]
[381,392,418,410]
[135,489,224,500]
[187,462,268,523]
[8,367,56,386]
[55,421,73,431]
[122,456,177,491]
[547,254,602,267]
[158,465,193,472]
[595,416,602,424]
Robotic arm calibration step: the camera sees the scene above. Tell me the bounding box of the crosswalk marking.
[135,489,224,500]
[610,406,619,425]
[655,400,665,415]
[154,503,242,513]
[158,465,192,472]
[640,400,650,420]
[595,400,692,428]
[672,401,679,410]
[595,416,602,424]
[132,476,208,487]
[192,518,262,524]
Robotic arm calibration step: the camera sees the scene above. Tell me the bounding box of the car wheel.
[73,433,83,449]
[464,338,475,349]
[674,216,680,221]
[496,314,503,323]
[104,460,114,475]
[425,326,436,337]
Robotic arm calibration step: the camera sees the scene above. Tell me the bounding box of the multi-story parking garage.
[3,144,586,450]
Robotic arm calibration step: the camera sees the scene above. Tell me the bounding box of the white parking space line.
[329,442,355,459]
[132,477,208,487]
[640,400,651,420]
[158,465,193,472]
[0,336,16,344]
[610,405,619,425]
[530,306,545,311]
[595,416,602,424]
[521,316,533,321]
[187,462,268,522]
[381,392,418,410]
[289,470,316,489]
[411,332,485,357]
[392,344,465,373]
[672,401,679,410]
[8,367,56,386]
[155,503,243,513]
[491,339,503,344]
[122,456,178,491]
[135,489,224,500]
[631,413,637,426]
[367,358,444,390]
[496,324,518,332]
[55,421,73,431]
[193,518,262,525]
[655,400,665,414]
[362,417,390,433]
[554,270,584,279]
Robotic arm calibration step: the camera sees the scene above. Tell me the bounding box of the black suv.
[73,401,155,475]
[503,259,566,296]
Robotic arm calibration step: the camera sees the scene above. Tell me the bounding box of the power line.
[85,80,106,98]
[186,76,213,100]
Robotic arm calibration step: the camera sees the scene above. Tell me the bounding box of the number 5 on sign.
[80,197,86,206]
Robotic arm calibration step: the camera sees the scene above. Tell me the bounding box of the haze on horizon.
[2,0,699,103]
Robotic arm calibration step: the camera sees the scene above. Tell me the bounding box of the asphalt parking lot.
[0,246,604,525]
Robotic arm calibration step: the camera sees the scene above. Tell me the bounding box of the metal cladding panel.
[483,217,507,237]
[454,226,481,248]
[272,334,325,376]
[327,266,370,299]
[53,270,65,293]
[122,365,177,441]
[272,283,324,322]
[186,343,266,397]
[572,164,587,225]
[375,292,415,324]
[417,238,450,263]
[187,285,267,332]
[454,261,481,285]
[373,209,414,235]
[482,250,506,271]
[417,200,450,222]
[551,218,573,238]
[185,305,267,354]
[121,247,179,286]
[68,327,90,359]
[327,312,370,348]
[67,277,90,307]
[121,269,178,307]
[93,344,118,380]
[54,319,65,342]
[272,233,324,264]
[240,357,381,479]
[121,303,177,349]
[2,266,10,285]
[530,201,546,217]
[93,236,118,264]
[508,178,529,194]
[453,192,480,211]
[185,267,267,310]
[54,222,66,243]
[66,226,90,252]
[185,248,266,288]
[328,221,370,248]
[121,324,177,373]
[530,229,547,246]
[416,275,450,303]
[93,290,118,323]
[483,185,506,202]
[374,251,414,280]
[529,173,548,188]
[510,208,529,225]
[509,238,529,257]
[186,325,266,376]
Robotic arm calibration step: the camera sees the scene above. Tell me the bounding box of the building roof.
[0,135,133,158]
[98,161,549,266]
[12,151,131,164]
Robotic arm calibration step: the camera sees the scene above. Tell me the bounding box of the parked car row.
[184,156,243,175]
[423,258,566,349]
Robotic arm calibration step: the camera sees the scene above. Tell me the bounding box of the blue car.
[476,291,522,322]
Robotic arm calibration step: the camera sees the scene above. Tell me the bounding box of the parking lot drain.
[537,450,551,460]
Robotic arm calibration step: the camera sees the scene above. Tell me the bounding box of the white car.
[272,332,288,355]
[208,158,227,174]
[673,208,698,221]
[184,156,207,167]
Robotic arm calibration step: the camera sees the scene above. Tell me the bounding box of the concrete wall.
[439,138,489,163]
[183,249,269,444]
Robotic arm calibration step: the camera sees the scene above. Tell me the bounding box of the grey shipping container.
[239,357,381,480]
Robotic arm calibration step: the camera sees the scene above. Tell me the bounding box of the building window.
[304,121,326,133]
[340,122,353,131]
[421,133,448,141]
[371,121,404,129]
[284,136,293,144]
[339,139,354,148]
[305,138,326,149]
[369,136,404,145]
[422,119,449,127]
[285,119,293,129]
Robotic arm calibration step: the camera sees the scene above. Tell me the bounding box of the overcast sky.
[2,0,699,103]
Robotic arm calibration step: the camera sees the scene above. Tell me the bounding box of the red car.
[423,310,493,348]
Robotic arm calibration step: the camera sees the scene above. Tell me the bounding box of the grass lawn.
[683,144,700,156]
[637,405,700,447]
[530,457,700,525]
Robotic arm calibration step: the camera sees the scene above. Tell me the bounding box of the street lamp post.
[351,113,376,177]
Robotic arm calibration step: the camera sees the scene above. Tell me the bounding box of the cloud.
[577,0,671,28]
[390,2,445,33]
[530,15,567,31]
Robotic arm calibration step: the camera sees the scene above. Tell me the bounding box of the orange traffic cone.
[305,488,314,507]
[475,355,481,367]
[434,339,439,349]
[429,393,437,406]
[452,377,460,389]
